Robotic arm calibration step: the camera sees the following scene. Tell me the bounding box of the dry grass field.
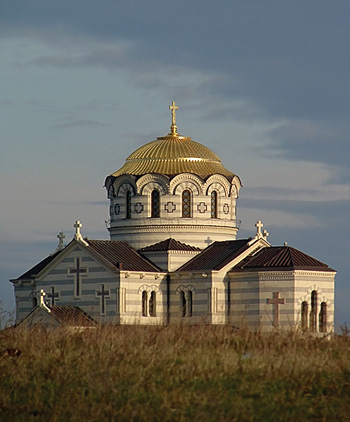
[0,325,350,421]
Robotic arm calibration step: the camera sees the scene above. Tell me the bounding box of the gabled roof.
[20,305,97,327]
[233,246,335,272]
[14,239,161,282]
[49,305,97,326]
[16,249,64,281]
[176,239,252,272]
[86,239,161,272]
[140,238,201,252]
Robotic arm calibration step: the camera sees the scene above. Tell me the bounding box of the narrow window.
[182,190,192,218]
[142,291,148,316]
[32,296,38,308]
[149,291,156,317]
[319,302,327,333]
[310,290,317,332]
[126,191,131,219]
[301,301,308,331]
[211,191,217,218]
[151,190,160,218]
[180,291,186,317]
[187,291,193,317]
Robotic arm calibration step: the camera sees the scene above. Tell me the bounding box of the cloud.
[265,119,350,182]
[53,119,108,129]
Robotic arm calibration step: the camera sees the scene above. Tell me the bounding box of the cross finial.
[169,101,179,135]
[39,289,51,312]
[74,221,82,239]
[73,220,88,245]
[56,231,65,251]
[255,220,264,238]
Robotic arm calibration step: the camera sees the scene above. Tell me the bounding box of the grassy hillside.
[0,325,350,421]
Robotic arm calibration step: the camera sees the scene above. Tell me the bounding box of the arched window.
[187,290,193,317]
[151,190,160,218]
[180,291,186,317]
[319,302,327,333]
[126,191,131,219]
[310,290,317,332]
[182,190,192,218]
[149,291,156,317]
[211,191,218,218]
[142,291,147,316]
[301,301,308,331]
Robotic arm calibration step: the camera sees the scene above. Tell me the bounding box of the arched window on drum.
[151,190,160,218]
[126,191,132,219]
[182,190,192,218]
[211,191,218,218]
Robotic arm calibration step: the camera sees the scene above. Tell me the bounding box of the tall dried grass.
[0,325,350,421]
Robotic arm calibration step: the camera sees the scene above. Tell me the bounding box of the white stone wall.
[141,250,201,272]
[229,270,335,332]
[118,272,166,325]
[108,173,241,249]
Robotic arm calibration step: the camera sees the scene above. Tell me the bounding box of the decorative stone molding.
[175,285,196,294]
[114,204,120,215]
[134,202,144,213]
[204,175,231,196]
[137,174,169,195]
[164,202,176,213]
[170,173,203,195]
[138,285,160,293]
[197,202,208,213]
[113,175,137,196]
[108,184,115,199]
[117,182,136,196]
[223,203,229,214]
[230,176,241,198]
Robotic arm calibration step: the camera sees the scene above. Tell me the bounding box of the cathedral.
[11,103,336,332]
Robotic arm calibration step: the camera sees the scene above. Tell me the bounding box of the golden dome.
[110,134,234,178]
[109,102,235,179]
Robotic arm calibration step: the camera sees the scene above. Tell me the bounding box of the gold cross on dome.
[169,101,178,126]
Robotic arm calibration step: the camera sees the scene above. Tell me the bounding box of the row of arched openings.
[301,290,327,332]
[125,189,219,219]
[142,291,156,317]
[141,290,193,317]
[180,290,193,317]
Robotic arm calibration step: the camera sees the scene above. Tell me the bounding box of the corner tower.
[104,102,242,249]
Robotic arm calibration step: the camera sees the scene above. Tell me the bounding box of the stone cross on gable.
[39,289,51,313]
[68,258,88,297]
[255,220,264,238]
[56,231,65,251]
[73,220,88,245]
[74,221,83,239]
[267,292,285,327]
[96,284,110,315]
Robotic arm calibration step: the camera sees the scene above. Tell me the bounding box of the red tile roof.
[140,238,201,252]
[49,306,97,326]
[176,239,252,272]
[86,239,161,272]
[234,246,335,272]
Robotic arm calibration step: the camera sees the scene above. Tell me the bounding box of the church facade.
[11,103,336,332]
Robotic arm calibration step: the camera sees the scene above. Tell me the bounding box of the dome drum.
[105,103,241,249]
